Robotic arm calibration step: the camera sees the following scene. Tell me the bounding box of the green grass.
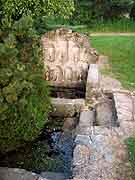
[91,36,135,89]
[44,18,135,33]
[125,138,135,179]
[74,19,135,33]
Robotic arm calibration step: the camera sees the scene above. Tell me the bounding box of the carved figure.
[41,28,98,87]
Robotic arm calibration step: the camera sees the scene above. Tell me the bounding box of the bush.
[0,0,75,27]
[130,0,135,19]
[70,0,93,25]
[0,16,50,153]
[70,0,134,25]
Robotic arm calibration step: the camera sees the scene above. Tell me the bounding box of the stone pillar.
[86,64,100,104]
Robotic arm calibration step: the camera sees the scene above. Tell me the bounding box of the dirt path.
[91,32,135,36]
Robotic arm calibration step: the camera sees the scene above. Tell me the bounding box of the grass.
[125,138,135,179]
[45,18,135,33]
[91,36,135,89]
[73,19,135,33]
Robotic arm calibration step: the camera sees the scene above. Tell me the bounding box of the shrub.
[0,16,50,153]
[0,0,75,27]
[130,0,135,19]
[70,0,134,25]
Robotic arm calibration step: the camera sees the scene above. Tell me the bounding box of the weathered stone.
[72,128,132,180]
[75,109,95,136]
[95,95,118,127]
[79,109,94,127]
[86,64,100,102]
[75,135,92,147]
[40,172,65,180]
[41,28,98,88]
[0,168,45,180]
[63,117,78,131]
[50,98,85,117]
[113,92,133,122]
[97,55,110,70]
[73,144,91,177]
[72,88,135,180]
[100,75,122,91]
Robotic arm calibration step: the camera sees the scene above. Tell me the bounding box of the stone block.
[40,172,65,180]
[50,98,85,117]
[86,64,100,102]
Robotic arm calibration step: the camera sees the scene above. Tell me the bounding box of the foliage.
[70,0,93,25]
[70,0,134,25]
[91,36,135,89]
[130,0,135,19]
[0,0,75,27]
[125,138,135,178]
[0,16,50,153]
[91,0,134,20]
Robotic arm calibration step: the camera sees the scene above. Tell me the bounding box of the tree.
[130,0,135,19]
[0,0,75,27]
[71,0,134,25]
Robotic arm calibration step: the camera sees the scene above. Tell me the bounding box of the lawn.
[91,36,135,89]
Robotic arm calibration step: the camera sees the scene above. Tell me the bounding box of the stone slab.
[0,168,44,180]
[50,98,85,117]
[40,172,65,180]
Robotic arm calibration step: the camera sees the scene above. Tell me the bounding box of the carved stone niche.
[41,28,98,88]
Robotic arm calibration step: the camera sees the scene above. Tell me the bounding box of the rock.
[86,64,100,102]
[76,109,95,135]
[100,75,122,91]
[0,168,45,180]
[63,117,78,131]
[73,144,91,177]
[72,128,132,180]
[113,92,133,122]
[41,28,98,88]
[87,64,100,89]
[40,172,65,180]
[97,55,110,70]
[50,98,85,117]
[95,95,118,127]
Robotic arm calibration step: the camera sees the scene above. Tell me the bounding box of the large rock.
[41,28,98,88]
[0,168,44,180]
